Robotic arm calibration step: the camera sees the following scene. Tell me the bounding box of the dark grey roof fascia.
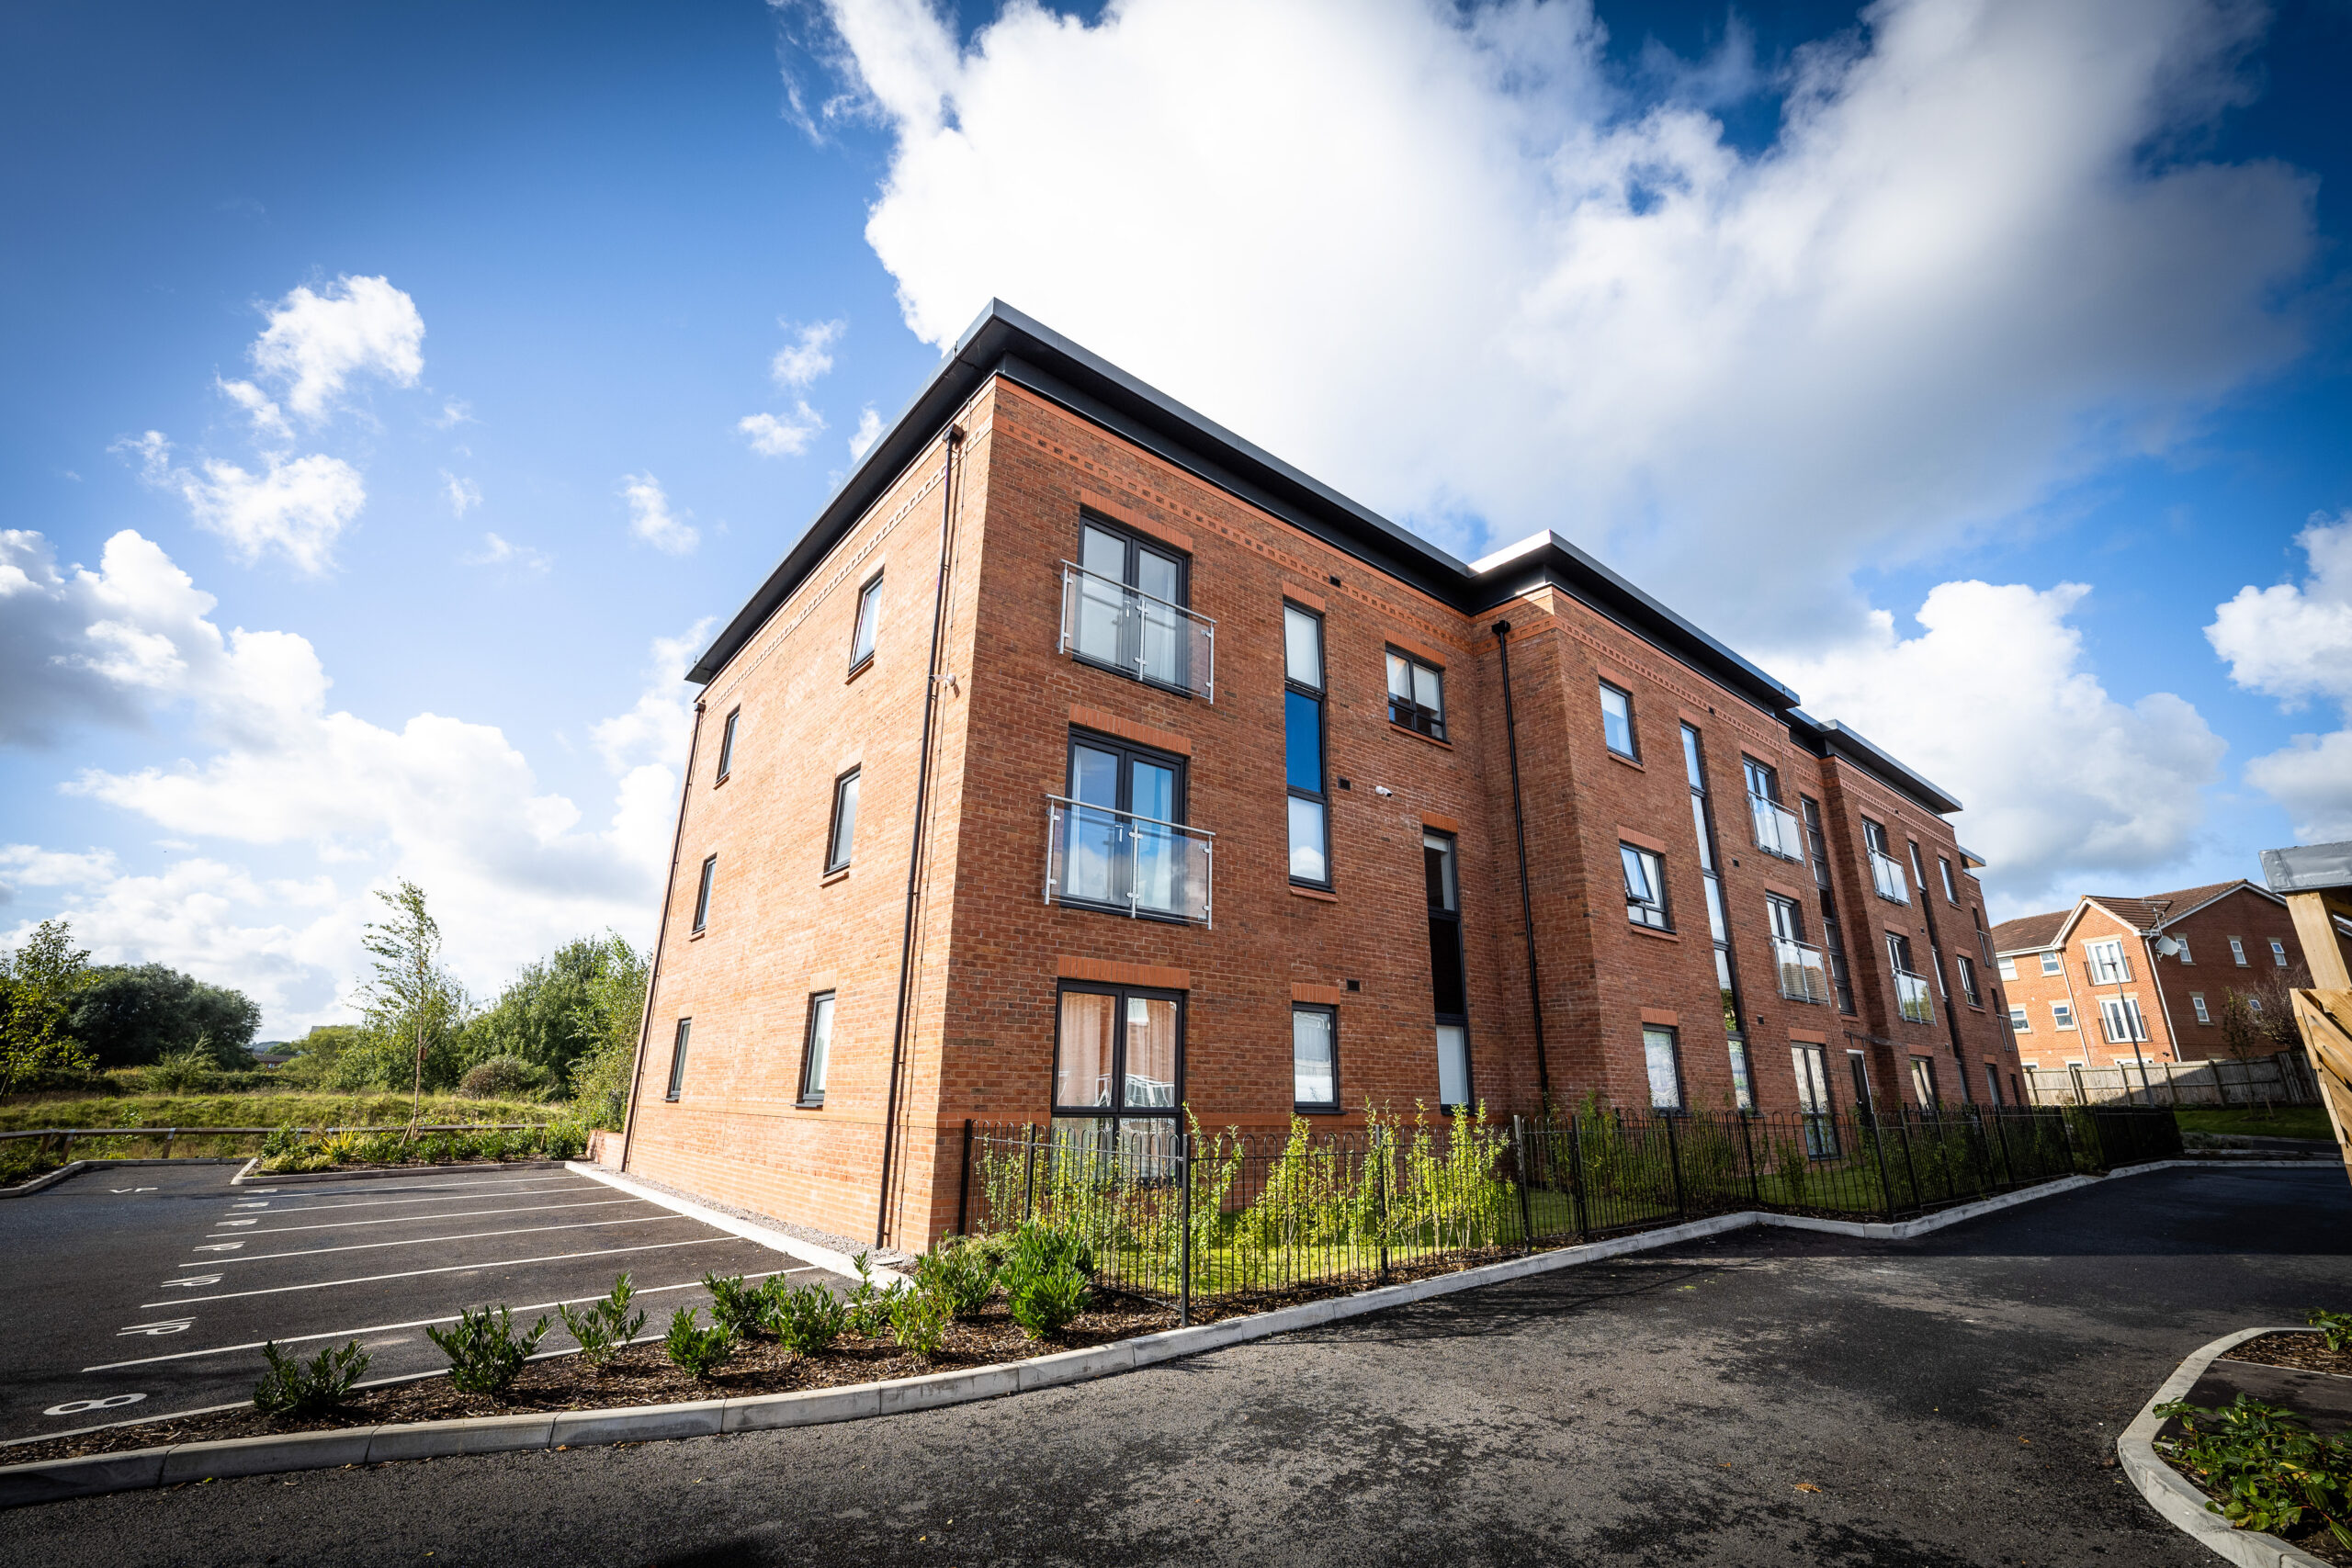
[2262,840,2352,896]
[1787,710,1964,817]
[685,299,1795,722]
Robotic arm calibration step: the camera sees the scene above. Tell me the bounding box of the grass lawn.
[2173,1104,2335,1142]
[0,1091,565,1134]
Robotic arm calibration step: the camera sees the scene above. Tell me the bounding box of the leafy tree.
[462,931,645,1125]
[2,919,93,1004]
[65,964,262,1067]
[358,881,469,1133]
[1,974,95,1095]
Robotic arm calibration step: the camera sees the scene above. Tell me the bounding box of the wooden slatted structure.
[2262,841,2352,1181]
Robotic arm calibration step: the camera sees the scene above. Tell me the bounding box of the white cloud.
[1770,580,2226,910]
[462,532,550,574]
[813,0,2315,646]
[1,528,693,1032]
[771,317,845,389]
[121,430,365,575]
[739,404,827,457]
[443,472,483,517]
[2208,513,2352,840]
[621,472,699,554]
[848,404,883,461]
[216,377,291,444]
[248,275,426,422]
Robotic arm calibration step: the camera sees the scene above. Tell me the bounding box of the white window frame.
[2098,995,2148,1043]
[2271,938,2290,967]
[2039,951,2062,976]
[1996,955,2018,981]
[2229,936,2247,966]
[2052,1001,2076,1031]
[2007,1004,2030,1032]
[2086,938,2130,985]
[2190,992,2210,1025]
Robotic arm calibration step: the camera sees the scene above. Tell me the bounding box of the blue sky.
[4,0,2348,1034]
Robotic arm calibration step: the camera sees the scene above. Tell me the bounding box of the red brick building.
[1992,879,2352,1079]
[617,303,2024,1250]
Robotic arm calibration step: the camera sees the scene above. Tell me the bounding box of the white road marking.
[226,1197,645,1236]
[118,1320,193,1337]
[98,1257,812,1363]
[158,1276,223,1290]
[265,1174,595,1201]
[191,1242,243,1253]
[212,1219,259,1228]
[253,1181,596,1216]
[200,1213,693,1267]
[44,1394,147,1416]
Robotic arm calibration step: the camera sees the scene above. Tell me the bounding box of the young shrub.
[701,1272,770,1339]
[843,1251,896,1339]
[768,1281,851,1357]
[2156,1393,2352,1550]
[1002,1224,1092,1341]
[2310,1309,2352,1355]
[889,1281,955,1359]
[427,1304,550,1398]
[914,1238,999,1320]
[663,1306,733,1380]
[144,1045,220,1094]
[557,1273,645,1369]
[253,1338,370,1416]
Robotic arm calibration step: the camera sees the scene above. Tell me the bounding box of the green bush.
[428,1304,549,1398]
[254,1339,370,1416]
[2156,1393,2352,1550]
[143,1045,220,1094]
[766,1280,851,1356]
[662,1307,733,1380]
[843,1251,896,1338]
[1003,1223,1092,1340]
[557,1274,644,1369]
[458,1055,543,1100]
[915,1238,999,1319]
[702,1272,769,1338]
[889,1282,954,1358]
[2311,1309,2352,1355]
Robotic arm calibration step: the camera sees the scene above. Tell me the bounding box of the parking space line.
[225,1197,647,1235]
[243,1173,600,1200]
[243,1181,596,1216]
[96,1268,818,1371]
[129,1235,755,1314]
[203,1213,694,1265]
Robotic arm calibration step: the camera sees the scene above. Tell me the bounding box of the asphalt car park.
[0,1161,846,1446]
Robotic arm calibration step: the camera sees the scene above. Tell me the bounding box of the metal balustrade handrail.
[1039,795,1215,839]
[1869,850,1912,904]
[1057,561,1216,702]
[1893,967,1934,1023]
[1771,936,1831,1003]
[1043,795,1215,927]
[1749,795,1805,863]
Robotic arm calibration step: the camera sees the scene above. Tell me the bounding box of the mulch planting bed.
[0,1299,1178,1469]
[2224,1330,2352,1379]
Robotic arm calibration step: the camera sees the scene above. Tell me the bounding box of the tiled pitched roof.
[1989,908,2071,953]
[2084,880,2249,932]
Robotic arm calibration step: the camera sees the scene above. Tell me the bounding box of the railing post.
[1022,1122,1039,1224]
[956,1119,974,1236]
[1893,1109,1920,1214]
[1566,1115,1591,1241]
[1663,1114,1686,1223]
[163,1128,176,1160]
[1374,1128,1390,1283]
[1737,1112,1759,1208]
[1512,1115,1535,1252]
[1178,1128,1193,1327]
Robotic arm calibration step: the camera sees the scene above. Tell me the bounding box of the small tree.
[1,975,94,1096]
[3,919,93,1004]
[358,881,468,1138]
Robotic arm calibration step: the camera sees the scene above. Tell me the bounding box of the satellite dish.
[2153,935,2183,958]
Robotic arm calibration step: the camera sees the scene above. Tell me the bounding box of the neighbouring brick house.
[618,302,2025,1250]
[1992,879,2352,1084]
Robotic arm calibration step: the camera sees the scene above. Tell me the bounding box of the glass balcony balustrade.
[1058,562,1216,701]
[1044,795,1213,926]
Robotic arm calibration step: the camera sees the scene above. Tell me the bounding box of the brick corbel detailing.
[1078,488,1193,553]
[1291,983,1347,1005]
[1067,704,1193,757]
[1282,583,1328,613]
[1790,1027,1830,1044]
[1420,812,1462,835]
[1057,955,1191,990]
[1640,1008,1680,1027]
[1618,826,1670,854]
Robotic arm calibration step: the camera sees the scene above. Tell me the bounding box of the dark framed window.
[1292,1004,1338,1112]
[1643,1024,1683,1111]
[1792,1043,1838,1155]
[1938,854,1960,905]
[1385,649,1445,740]
[663,1017,691,1100]
[1909,1056,1939,1110]
[1742,755,1781,804]
[1798,795,1857,1013]
[1956,954,1982,1007]
[715,708,741,784]
[1621,842,1670,931]
[1069,517,1193,694]
[848,573,883,671]
[1427,830,1471,1109]
[1599,680,1637,760]
[1061,731,1188,916]
[1984,1063,2003,1104]
[825,769,860,874]
[797,992,834,1107]
[692,855,717,933]
[1285,604,1330,886]
[1684,725,1747,1044]
[1052,983,1184,1157]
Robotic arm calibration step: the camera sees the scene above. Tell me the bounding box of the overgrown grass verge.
[0,1092,566,1133]
[254,1121,587,1173]
[2173,1105,2335,1143]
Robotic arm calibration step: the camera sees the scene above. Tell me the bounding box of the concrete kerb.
[2118,1326,2332,1568]
[0,1156,2319,1509]
[562,1161,914,1288]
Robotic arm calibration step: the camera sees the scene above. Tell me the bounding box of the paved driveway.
[0,1161,835,1444]
[4,1165,2347,1565]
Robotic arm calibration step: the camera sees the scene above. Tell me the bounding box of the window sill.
[1626,921,1680,942]
[1289,885,1340,903]
[1294,1103,1342,1116]
[845,655,874,684]
[1606,749,1644,771]
[663,1095,681,1104]
[714,772,730,789]
[1388,722,1452,750]
[796,1099,825,1111]
[821,866,851,886]
[688,929,707,942]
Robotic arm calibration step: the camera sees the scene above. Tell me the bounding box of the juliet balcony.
[1772,937,1832,1004]
[1894,968,1934,1025]
[1058,562,1216,702]
[1869,851,1912,906]
[1749,795,1805,863]
[1044,795,1215,926]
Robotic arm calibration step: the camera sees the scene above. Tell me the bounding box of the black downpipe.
[1491,621,1553,1111]
[618,697,707,1172]
[875,426,963,1248]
